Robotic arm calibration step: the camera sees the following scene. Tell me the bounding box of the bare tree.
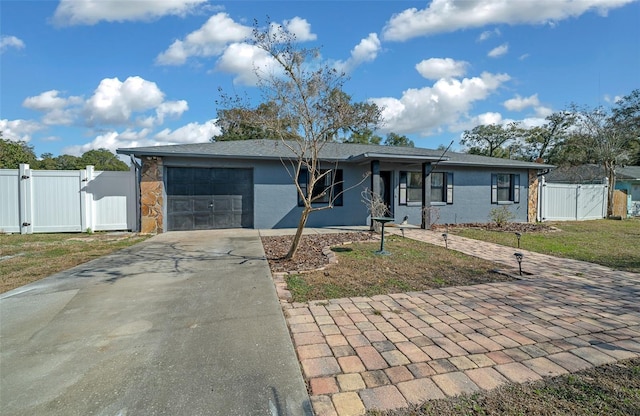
[217,19,381,259]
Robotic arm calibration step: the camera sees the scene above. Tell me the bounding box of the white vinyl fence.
[0,164,137,234]
[537,176,608,221]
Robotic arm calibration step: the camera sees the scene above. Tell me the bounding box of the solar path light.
[514,252,524,276]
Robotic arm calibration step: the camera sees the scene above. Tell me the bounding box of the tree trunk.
[605,162,616,217]
[286,207,311,260]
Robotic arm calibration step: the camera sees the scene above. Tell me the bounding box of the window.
[399,171,422,204]
[298,169,343,206]
[431,172,454,204]
[491,173,520,203]
[400,171,453,205]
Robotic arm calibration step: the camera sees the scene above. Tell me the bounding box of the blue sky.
[1,0,639,159]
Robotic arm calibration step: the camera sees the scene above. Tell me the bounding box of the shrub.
[489,206,515,227]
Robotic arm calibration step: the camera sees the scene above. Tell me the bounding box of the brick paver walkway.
[281,229,640,416]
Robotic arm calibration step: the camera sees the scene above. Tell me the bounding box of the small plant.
[361,188,390,232]
[489,206,515,227]
[422,206,441,229]
[85,227,93,234]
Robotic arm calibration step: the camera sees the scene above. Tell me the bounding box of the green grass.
[369,358,640,416]
[450,219,640,273]
[285,236,511,302]
[0,232,149,293]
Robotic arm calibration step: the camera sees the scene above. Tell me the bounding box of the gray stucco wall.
[160,156,370,229]
[376,163,529,226]
[160,156,530,229]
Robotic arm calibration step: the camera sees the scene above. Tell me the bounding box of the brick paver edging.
[279,229,640,415]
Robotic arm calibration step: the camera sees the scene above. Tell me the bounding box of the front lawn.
[0,232,148,293]
[284,235,512,302]
[448,218,640,273]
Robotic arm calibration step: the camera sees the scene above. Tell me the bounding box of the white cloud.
[504,94,540,111]
[20,77,188,129]
[415,58,468,80]
[519,53,530,61]
[382,0,634,41]
[63,119,220,157]
[370,72,511,136]
[334,33,381,74]
[154,119,220,143]
[0,35,25,53]
[53,0,205,26]
[84,76,165,125]
[156,12,252,65]
[488,43,509,58]
[478,28,501,42]
[62,129,152,156]
[450,111,506,132]
[0,119,45,142]
[215,42,278,85]
[274,17,317,42]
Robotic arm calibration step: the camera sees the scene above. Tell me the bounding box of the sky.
[1,0,639,160]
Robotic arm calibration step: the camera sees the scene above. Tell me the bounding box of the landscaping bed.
[262,233,513,302]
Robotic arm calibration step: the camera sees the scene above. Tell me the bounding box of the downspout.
[130,155,142,232]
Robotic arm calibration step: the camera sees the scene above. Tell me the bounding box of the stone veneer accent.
[140,156,164,234]
[527,169,539,223]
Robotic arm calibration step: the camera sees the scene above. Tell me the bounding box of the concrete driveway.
[0,230,312,416]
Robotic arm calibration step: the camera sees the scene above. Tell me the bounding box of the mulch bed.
[261,232,375,273]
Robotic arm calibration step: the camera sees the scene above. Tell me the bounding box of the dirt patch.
[261,232,376,273]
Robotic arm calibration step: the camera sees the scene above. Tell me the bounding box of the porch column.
[371,160,380,228]
[421,162,432,229]
[527,169,539,223]
[140,156,164,234]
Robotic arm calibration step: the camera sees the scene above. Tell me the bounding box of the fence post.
[537,175,545,222]
[603,177,609,218]
[18,163,33,234]
[80,166,96,232]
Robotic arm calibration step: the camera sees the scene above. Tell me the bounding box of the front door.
[380,171,392,216]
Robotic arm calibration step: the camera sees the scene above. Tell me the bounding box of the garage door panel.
[193,198,212,211]
[168,198,192,212]
[167,167,253,231]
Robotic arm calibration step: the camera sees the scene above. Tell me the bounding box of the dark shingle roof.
[544,164,640,183]
[117,139,553,169]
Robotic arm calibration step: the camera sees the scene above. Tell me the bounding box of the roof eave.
[347,153,446,163]
[440,160,555,169]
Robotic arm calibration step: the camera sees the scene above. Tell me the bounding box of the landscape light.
[442,233,448,249]
[514,252,524,276]
[515,232,522,248]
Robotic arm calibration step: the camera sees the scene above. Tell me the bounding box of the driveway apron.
[0,230,312,416]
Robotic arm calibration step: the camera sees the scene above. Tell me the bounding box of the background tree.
[611,89,640,165]
[573,104,633,216]
[342,128,382,144]
[0,135,38,168]
[517,111,576,162]
[213,101,301,141]
[78,149,129,171]
[216,19,382,259]
[460,123,520,158]
[383,132,414,147]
